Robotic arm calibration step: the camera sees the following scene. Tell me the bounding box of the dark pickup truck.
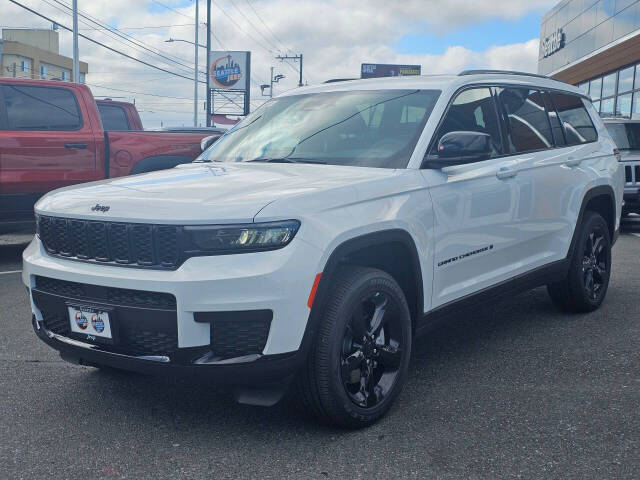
[0,78,224,233]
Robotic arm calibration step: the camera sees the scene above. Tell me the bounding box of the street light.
[165,38,206,49]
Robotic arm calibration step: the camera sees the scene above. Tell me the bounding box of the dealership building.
[539,0,640,118]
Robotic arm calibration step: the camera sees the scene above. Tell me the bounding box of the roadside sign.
[361,63,421,79]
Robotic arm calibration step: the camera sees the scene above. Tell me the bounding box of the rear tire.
[296,266,412,428]
[547,211,612,312]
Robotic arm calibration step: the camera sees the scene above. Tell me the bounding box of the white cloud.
[2,0,546,127]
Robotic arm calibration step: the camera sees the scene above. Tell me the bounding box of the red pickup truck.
[0,79,224,233]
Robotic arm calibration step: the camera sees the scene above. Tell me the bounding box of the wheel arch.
[302,229,424,353]
[568,185,617,259]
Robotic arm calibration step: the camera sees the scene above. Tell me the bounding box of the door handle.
[64,143,88,149]
[496,167,517,180]
[564,156,582,167]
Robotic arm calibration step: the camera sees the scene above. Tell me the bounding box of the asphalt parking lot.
[1,221,639,479]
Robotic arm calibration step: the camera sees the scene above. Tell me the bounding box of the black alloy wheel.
[296,266,412,428]
[547,211,612,312]
[340,291,403,409]
[581,229,608,301]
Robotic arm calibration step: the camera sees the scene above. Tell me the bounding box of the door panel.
[424,86,528,307]
[0,84,97,204]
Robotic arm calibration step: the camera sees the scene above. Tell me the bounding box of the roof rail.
[458,69,550,80]
[323,78,357,84]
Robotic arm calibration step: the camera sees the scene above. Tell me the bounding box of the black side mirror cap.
[423,131,493,168]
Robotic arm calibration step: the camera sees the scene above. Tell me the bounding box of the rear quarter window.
[550,92,597,145]
[0,85,82,131]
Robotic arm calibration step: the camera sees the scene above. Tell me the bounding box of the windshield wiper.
[246,157,326,164]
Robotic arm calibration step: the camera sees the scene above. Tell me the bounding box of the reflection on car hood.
[35,162,396,223]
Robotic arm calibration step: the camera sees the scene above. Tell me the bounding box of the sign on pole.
[361,63,421,79]
[209,51,251,117]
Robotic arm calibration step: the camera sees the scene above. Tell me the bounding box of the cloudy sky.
[3,0,557,128]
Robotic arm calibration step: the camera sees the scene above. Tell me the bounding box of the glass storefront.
[578,62,640,118]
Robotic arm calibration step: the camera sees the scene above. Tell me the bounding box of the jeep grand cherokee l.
[23,70,624,427]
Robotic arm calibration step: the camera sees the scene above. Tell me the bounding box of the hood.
[35,162,395,224]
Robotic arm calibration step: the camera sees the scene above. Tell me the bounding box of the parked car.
[0,78,223,233]
[603,118,640,216]
[23,70,624,427]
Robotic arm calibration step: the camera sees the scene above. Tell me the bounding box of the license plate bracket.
[66,303,115,345]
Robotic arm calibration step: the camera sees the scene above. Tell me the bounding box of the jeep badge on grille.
[91,204,110,212]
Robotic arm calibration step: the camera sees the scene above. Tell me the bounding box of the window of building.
[499,88,553,153]
[618,66,634,94]
[40,65,47,79]
[616,93,632,117]
[632,94,640,120]
[79,73,85,83]
[20,61,28,73]
[550,93,597,145]
[1,85,82,130]
[590,77,602,100]
[602,72,617,98]
[578,82,589,95]
[61,71,69,81]
[600,97,615,117]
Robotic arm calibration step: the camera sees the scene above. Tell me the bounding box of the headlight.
[184,220,300,254]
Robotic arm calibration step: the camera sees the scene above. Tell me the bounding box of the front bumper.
[32,314,305,384]
[23,234,325,360]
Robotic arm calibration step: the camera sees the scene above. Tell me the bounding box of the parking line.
[0,270,22,275]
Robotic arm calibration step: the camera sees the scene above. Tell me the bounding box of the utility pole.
[72,0,79,82]
[275,53,303,87]
[205,0,212,127]
[193,0,199,127]
[269,66,273,98]
[260,68,284,98]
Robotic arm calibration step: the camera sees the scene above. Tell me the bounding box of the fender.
[567,184,617,259]
[297,229,424,356]
[130,155,196,174]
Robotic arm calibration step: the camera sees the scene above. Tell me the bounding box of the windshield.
[605,122,640,150]
[198,89,440,168]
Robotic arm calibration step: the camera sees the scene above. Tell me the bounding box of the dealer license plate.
[68,305,113,340]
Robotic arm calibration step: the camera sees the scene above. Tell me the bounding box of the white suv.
[23,70,624,427]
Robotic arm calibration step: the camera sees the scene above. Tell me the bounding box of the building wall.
[2,29,59,53]
[0,32,88,82]
[538,0,640,76]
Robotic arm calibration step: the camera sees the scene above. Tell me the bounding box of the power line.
[150,0,195,20]
[228,0,281,52]
[244,0,290,53]
[8,0,204,83]
[211,0,275,55]
[48,0,202,76]
[86,82,194,99]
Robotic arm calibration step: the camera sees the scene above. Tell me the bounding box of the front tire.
[296,266,412,428]
[547,211,612,312]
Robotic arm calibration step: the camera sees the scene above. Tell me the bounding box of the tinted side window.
[550,93,597,145]
[1,85,81,130]
[429,87,503,160]
[98,104,130,131]
[499,88,553,153]
[542,91,566,147]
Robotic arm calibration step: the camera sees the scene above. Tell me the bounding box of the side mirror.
[200,135,219,153]
[424,131,492,168]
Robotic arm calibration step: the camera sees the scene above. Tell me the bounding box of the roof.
[278,71,584,98]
